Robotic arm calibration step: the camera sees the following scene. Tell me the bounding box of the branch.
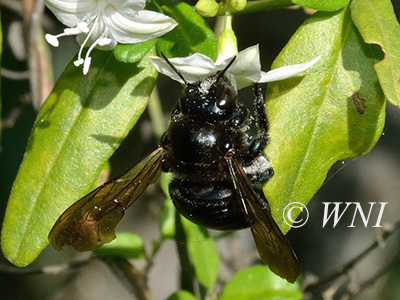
[101,256,153,300]
[303,218,400,295]
[342,249,400,299]
[1,68,30,80]
[1,93,31,132]
[0,0,23,15]
[20,0,54,110]
[0,256,91,275]
[174,211,196,293]
[217,0,295,16]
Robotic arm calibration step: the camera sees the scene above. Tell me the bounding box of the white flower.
[150,45,320,90]
[44,0,177,74]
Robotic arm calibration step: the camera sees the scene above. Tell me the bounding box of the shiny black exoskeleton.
[161,70,273,230]
[49,56,301,283]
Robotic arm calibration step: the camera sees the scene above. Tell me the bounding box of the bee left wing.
[225,151,301,283]
[48,147,165,251]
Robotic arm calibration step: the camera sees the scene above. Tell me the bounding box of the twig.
[143,237,163,274]
[100,256,153,300]
[0,257,91,275]
[175,211,195,294]
[147,87,167,140]
[216,0,295,16]
[1,68,30,80]
[342,249,400,299]
[22,0,54,110]
[0,0,23,15]
[321,275,348,300]
[0,0,53,29]
[1,93,31,131]
[24,0,43,109]
[303,218,400,293]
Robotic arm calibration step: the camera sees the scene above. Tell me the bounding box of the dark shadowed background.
[1,1,400,299]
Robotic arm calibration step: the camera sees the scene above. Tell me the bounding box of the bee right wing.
[48,147,165,251]
[225,151,301,283]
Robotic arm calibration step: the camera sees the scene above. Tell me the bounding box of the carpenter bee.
[48,55,301,283]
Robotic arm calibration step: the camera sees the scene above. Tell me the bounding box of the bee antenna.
[217,56,237,82]
[160,52,189,85]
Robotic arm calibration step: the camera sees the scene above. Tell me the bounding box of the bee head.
[161,53,238,119]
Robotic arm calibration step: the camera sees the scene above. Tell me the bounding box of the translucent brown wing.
[225,151,301,283]
[48,147,165,251]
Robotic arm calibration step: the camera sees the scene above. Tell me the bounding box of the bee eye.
[179,87,195,108]
[217,87,236,109]
[179,95,187,107]
[179,88,189,105]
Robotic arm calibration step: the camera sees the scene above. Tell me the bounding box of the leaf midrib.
[15,56,112,258]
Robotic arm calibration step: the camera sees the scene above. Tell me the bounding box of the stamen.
[74,58,84,67]
[77,22,89,33]
[76,16,100,68]
[45,34,60,47]
[83,57,92,75]
[98,37,112,46]
[45,27,83,47]
[82,33,112,75]
[64,27,83,35]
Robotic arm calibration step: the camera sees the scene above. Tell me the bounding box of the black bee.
[48,55,301,283]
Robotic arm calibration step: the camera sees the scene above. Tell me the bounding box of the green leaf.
[159,174,175,239]
[113,39,157,63]
[181,217,220,288]
[159,197,176,239]
[166,290,198,300]
[264,8,385,233]
[219,265,302,300]
[292,0,350,11]
[1,49,157,267]
[350,0,400,106]
[95,232,146,259]
[0,10,2,137]
[157,2,218,59]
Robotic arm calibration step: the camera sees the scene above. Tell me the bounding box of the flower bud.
[195,0,219,17]
[217,16,238,62]
[228,0,247,12]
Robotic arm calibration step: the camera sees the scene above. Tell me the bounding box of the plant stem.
[217,0,295,16]
[101,256,153,300]
[144,237,163,274]
[148,86,166,140]
[303,218,400,293]
[0,256,91,275]
[175,211,195,294]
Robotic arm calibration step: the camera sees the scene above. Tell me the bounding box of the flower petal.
[220,45,261,76]
[104,9,177,44]
[44,0,97,27]
[151,44,321,90]
[259,56,321,83]
[108,0,146,12]
[224,45,263,89]
[150,54,218,84]
[75,18,112,49]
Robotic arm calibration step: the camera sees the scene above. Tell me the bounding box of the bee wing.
[48,147,165,251]
[225,152,301,283]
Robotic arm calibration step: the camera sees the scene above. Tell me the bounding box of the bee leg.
[170,102,181,118]
[243,83,273,183]
[252,184,271,211]
[253,82,268,134]
[243,154,274,184]
[244,83,269,160]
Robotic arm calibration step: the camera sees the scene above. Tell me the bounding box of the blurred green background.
[1,1,400,299]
